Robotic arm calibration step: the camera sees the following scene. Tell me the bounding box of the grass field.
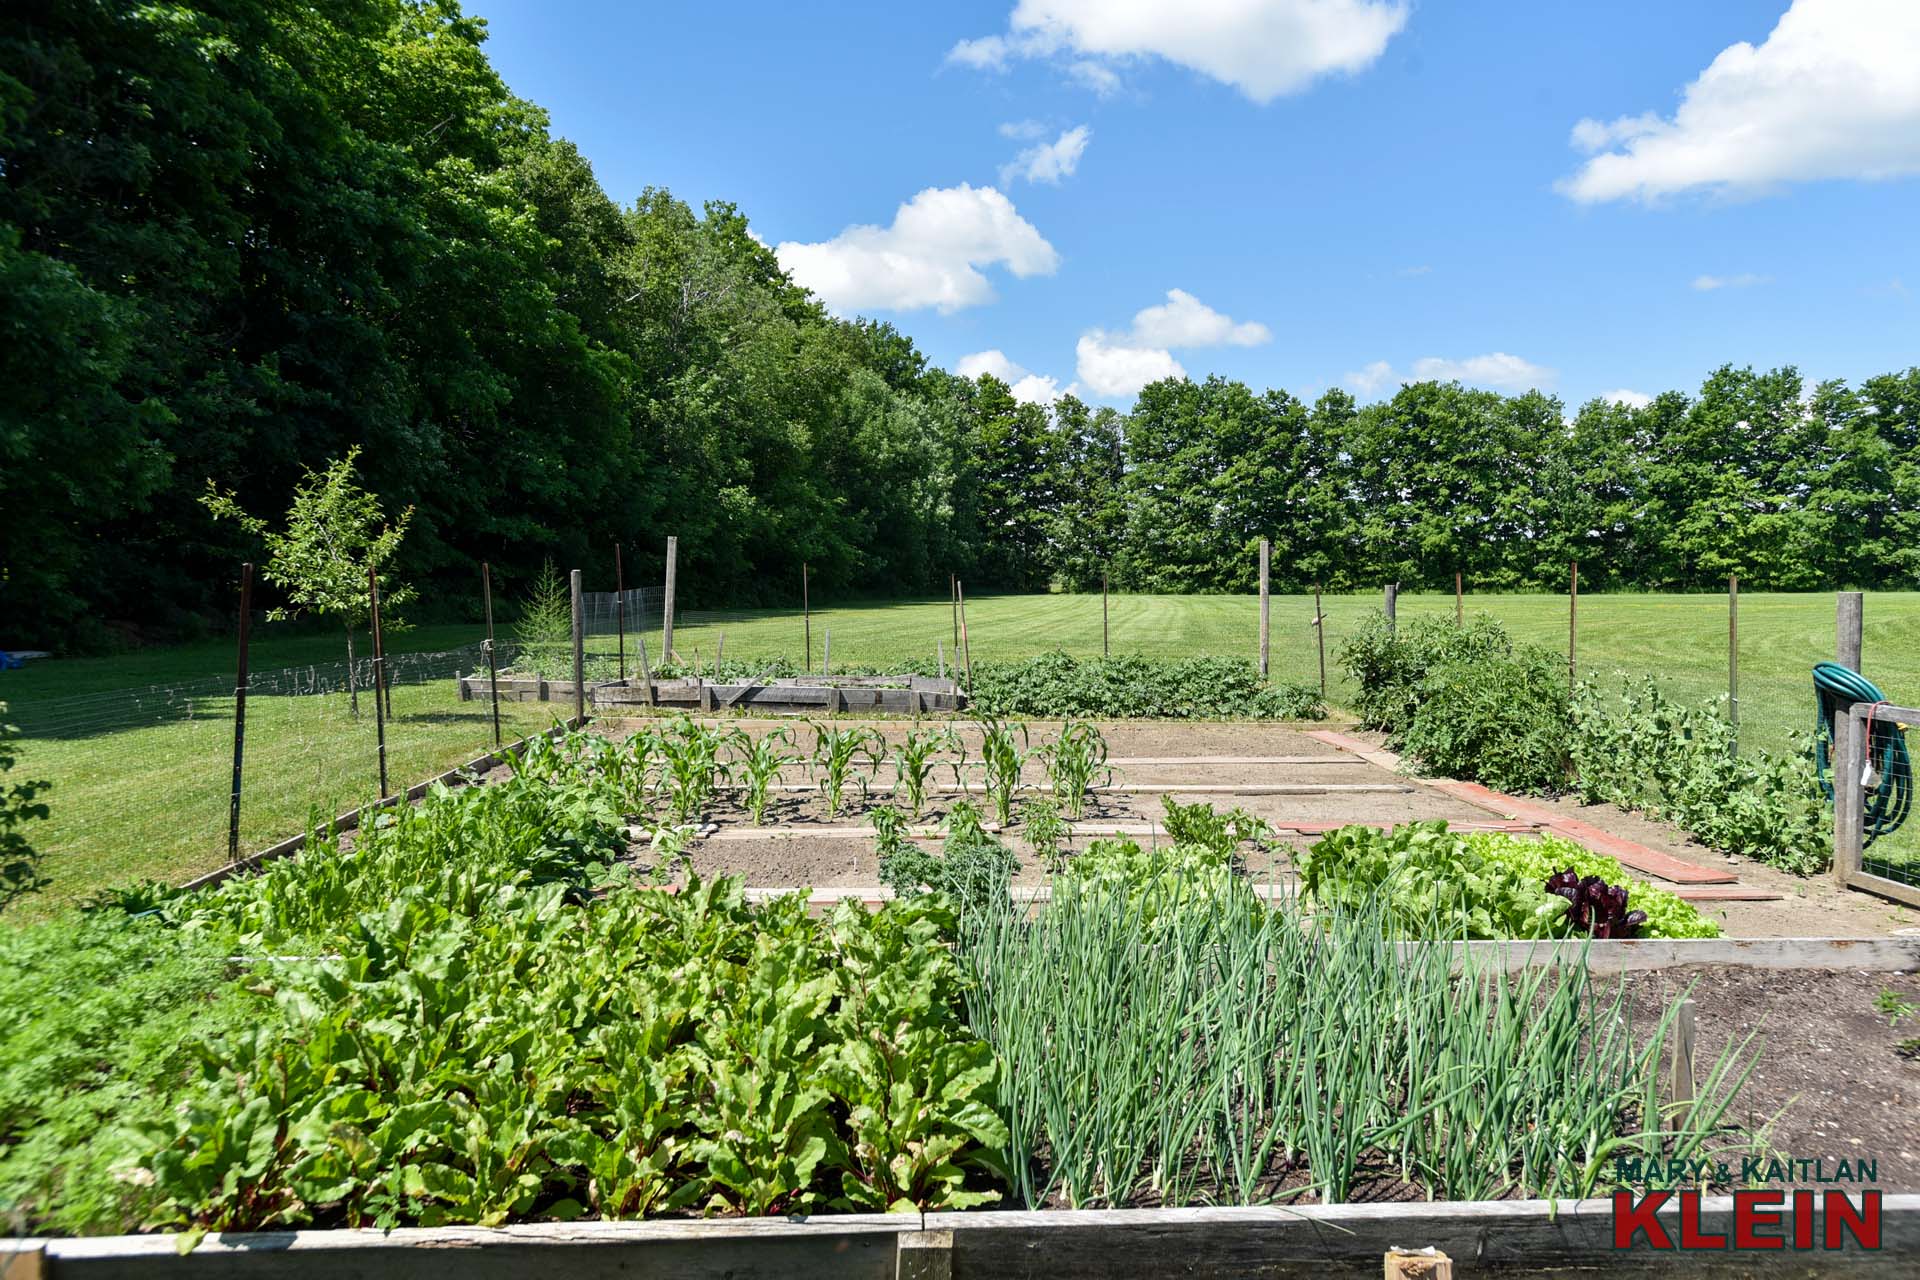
[7,592,1920,912]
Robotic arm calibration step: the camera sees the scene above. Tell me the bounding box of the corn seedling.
[892,725,959,818]
[737,727,799,825]
[1039,719,1109,819]
[811,722,881,818]
[976,717,1031,826]
[658,716,731,821]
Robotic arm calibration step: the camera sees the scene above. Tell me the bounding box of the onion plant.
[955,881,1763,1210]
[811,722,881,818]
[1037,719,1109,819]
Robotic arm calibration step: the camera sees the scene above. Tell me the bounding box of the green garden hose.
[1814,661,1913,845]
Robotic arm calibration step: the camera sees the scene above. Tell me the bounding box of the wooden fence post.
[1728,574,1739,755]
[614,543,627,681]
[1838,591,1863,672]
[227,562,253,864]
[1568,560,1578,691]
[570,568,585,725]
[1314,583,1327,700]
[482,562,502,747]
[1258,538,1271,678]
[1454,569,1463,625]
[957,580,974,692]
[636,631,656,707]
[1835,703,1865,889]
[1383,582,1397,633]
[1102,569,1110,659]
[823,628,832,678]
[661,535,678,665]
[803,562,812,673]
[368,563,390,799]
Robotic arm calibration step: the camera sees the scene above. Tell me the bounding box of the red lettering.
[1614,1190,1673,1249]
[1678,1190,1728,1249]
[1823,1190,1881,1250]
[1733,1190,1785,1249]
[1794,1190,1815,1249]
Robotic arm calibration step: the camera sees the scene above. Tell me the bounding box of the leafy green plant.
[891,726,959,819]
[811,723,881,819]
[738,728,798,826]
[1020,797,1068,872]
[877,799,1018,917]
[0,704,52,913]
[976,718,1031,827]
[1159,795,1268,864]
[1339,614,1511,737]
[1297,823,1720,940]
[1038,719,1108,819]
[1570,677,1829,875]
[967,652,1324,720]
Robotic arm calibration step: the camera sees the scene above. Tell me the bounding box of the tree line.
[4,3,1918,650]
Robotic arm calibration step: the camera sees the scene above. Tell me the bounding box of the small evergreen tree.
[513,559,573,677]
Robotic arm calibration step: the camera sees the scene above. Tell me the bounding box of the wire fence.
[12,558,1920,909]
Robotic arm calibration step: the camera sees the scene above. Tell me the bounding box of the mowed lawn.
[659,589,1920,756]
[8,593,1920,911]
[3,624,554,914]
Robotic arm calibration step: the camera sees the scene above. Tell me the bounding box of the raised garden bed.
[454,673,968,714]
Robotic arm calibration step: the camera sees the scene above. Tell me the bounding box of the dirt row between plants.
[586,715,1920,938]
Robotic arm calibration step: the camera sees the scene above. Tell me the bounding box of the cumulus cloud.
[775,184,1059,314]
[1075,332,1187,398]
[1691,272,1770,291]
[1560,0,1920,203]
[1000,125,1092,186]
[948,0,1408,103]
[1602,388,1654,409]
[1344,352,1555,395]
[1066,289,1271,399]
[1128,288,1271,348]
[954,350,1066,404]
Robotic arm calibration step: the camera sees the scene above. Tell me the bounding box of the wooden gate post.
[661,535,678,665]
[1838,591,1863,671]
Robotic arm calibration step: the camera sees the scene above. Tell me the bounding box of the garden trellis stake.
[226,562,253,864]
[570,568,585,724]
[662,536,677,663]
[614,543,627,680]
[1258,539,1270,678]
[482,562,501,748]
[1728,574,1738,755]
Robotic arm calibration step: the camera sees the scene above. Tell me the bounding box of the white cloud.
[1076,331,1187,398]
[1065,288,1268,399]
[1601,388,1654,409]
[1345,360,1398,395]
[1560,0,1920,203]
[775,184,1059,314]
[1128,288,1271,348]
[1691,272,1770,291]
[1344,352,1555,395]
[1066,59,1122,96]
[1000,125,1092,186]
[954,350,1066,405]
[998,119,1048,140]
[949,0,1409,104]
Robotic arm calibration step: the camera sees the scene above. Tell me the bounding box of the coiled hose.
[1814,661,1913,845]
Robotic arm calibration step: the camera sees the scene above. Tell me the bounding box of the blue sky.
[475,0,1920,409]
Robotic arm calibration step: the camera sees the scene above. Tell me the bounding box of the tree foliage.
[4,3,1920,651]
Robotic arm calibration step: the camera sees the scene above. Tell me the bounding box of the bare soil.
[1621,966,1920,1190]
